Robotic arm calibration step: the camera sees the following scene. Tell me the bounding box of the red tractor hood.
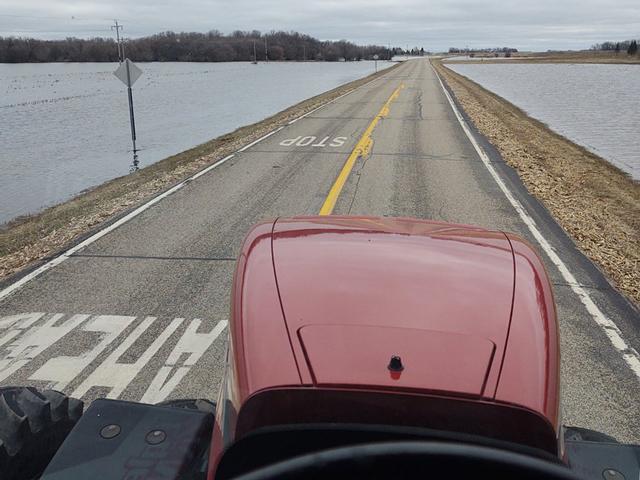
[231,216,559,434]
[272,216,513,399]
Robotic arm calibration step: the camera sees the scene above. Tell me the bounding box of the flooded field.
[0,60,390,225]
[447,63,640,180]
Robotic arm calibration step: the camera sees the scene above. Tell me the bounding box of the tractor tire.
[0,387,83,480]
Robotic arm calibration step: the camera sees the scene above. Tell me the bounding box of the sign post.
[113,59,143,171]
[373,54,379,73]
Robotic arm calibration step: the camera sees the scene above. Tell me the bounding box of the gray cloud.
[1,0,639,51]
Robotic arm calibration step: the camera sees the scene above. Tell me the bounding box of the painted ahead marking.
[432,63,640,379]
[279,136,347,148]
[0,66,395,303]
[0,312,228,401]
[319,83,404,215]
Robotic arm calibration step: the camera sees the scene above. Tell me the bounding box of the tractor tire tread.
[0,387,83,480]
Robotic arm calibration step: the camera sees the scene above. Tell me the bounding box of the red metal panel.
[272,216,515,395]
[495,234,560,434]
[299,324,496,397]
[230,220,301,400]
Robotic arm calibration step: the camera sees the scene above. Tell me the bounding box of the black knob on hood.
[388,355,404,372]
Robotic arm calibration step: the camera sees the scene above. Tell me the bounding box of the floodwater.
[0,61,391,225]
[447,63,640,180]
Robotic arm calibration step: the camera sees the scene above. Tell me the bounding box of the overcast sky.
[1,0,639,51]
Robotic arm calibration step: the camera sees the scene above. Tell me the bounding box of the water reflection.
[129,152,140,173]
[448,63,640,180]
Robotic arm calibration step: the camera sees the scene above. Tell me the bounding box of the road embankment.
[0,63,400,285]
[432,59,639,305]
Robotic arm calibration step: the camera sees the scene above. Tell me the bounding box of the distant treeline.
[448,47,518,55]
[591,39,639,55]
[0,30,398,63]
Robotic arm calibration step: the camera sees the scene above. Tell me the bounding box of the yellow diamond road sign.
[113,59,143,87]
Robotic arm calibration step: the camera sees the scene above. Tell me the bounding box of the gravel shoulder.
[432,59,639,306]
[0,63,400,285]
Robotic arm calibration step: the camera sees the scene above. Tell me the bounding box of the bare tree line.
[448,47,518,55]
[591,39,639,55]
[0,30,396,63]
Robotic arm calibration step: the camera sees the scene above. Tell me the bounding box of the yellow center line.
[318,83,404,215]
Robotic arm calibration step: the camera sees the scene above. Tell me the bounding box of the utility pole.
[303,44,306,61]
[111,19,123,63]
[264,38,268,62]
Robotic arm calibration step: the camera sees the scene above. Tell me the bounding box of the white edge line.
[432,63,640,379]
[237,127,284,152]
[0,66,395,302]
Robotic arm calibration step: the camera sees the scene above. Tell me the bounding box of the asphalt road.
[1,59,638,441]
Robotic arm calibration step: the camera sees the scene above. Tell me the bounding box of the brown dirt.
[432,59,640,306]
[443,51,640,65]
[0,63,400,284]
